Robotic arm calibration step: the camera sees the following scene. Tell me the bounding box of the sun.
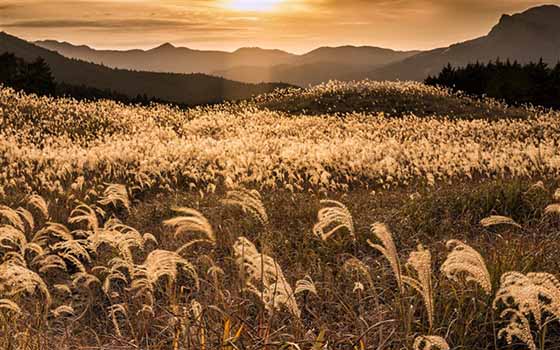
[226,0,284,12]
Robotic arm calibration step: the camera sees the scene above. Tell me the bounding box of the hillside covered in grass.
[254,80,536,119]
[1,81,557,197]
[2,81,560,350]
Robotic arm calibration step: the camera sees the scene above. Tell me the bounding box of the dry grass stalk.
[131,249,199,308]
[313,200,354,241]
[164,208,214,241]
[222,188,268,226]
[0,260,51,309]
[98,184,130,210]
[480,215,521,228]
[441,240,491,294]
[494,271,560,349]
[342,257,374,290]
[413,335,450,350]
[233,236,300,318]
[367,223,403,293]
[403,244,434,329]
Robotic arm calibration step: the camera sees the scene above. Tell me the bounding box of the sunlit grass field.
[2,81,560,349]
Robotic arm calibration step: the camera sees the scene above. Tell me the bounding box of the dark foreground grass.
[2,178,560,349]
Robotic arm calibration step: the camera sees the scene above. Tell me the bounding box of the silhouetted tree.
[426,59,560,109]
[0,53,56,95]
[26,57,56,95]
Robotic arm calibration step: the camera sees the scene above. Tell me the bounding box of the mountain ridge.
[0,31,291,105]
[367,4,560,81]
[35,39,420,85]
[21,4,560,85]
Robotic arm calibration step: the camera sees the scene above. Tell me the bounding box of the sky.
[1,0,559,53]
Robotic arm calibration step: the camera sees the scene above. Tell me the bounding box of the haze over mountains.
[33,5,560,86]
[0,32,290,105]
[36,40,419,86]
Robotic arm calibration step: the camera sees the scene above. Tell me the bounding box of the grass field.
[1,81,560,349]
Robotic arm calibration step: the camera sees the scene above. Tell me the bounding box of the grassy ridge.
[254,80,534,119]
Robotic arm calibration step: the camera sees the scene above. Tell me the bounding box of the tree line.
[0,52,167,106]
[426,59,560,109]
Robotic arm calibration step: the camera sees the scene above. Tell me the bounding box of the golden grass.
[2,82,560,348]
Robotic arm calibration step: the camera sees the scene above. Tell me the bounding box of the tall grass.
[1,182,560,348]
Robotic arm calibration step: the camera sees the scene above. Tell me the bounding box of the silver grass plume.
[402,244,434,329]
[498,309,536,350]
[441,240,491,294]
[27,194,49,220]
[545,203,560,215]
[0,260,51,308]
[367,223,403,293]
[0,298,21,314]
[95,257,133,294]
[131,250,199,307]
[294,275,318,296]
[52,237,92,272]
[413,335,450,350]
[494,271,560,349]
[164,208,215,254]
[0,205,26,232]
[313,200,354,241]
[233,236,300,318]
[221,188,269,226]
[32,254,67,274]
[69,203,101,232]
[353,282,365,293]
[98,184,130,210]
[554,188,560,201]
[480,215,521,228]
[32,222,73,246]
[88,218,154,262]
[16,207,34,231]
[0,225,43,259]
[51,305,75,318]
[494,272,560,327]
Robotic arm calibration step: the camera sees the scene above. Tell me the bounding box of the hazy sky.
[1,0,559,53]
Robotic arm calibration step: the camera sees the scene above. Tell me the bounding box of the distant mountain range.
[367,4,560,81]
[0,32,290,106]
[36,40,419,86]
[6,4,560,89]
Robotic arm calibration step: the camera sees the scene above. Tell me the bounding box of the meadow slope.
[1,81,560,349]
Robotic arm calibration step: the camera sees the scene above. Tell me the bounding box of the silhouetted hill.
[36,40,418,86]
[0,32,291,105]
[368,5,560,81]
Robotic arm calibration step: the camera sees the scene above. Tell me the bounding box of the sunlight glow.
[226,0,284,12]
